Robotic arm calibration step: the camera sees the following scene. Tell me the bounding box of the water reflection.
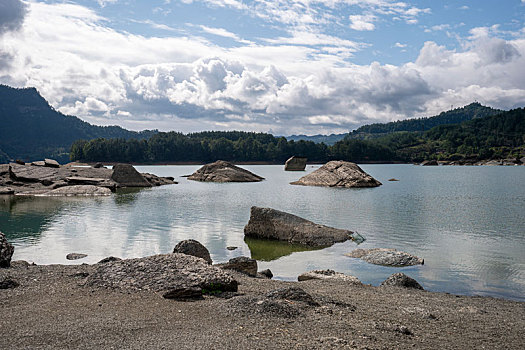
[244,237,320,261]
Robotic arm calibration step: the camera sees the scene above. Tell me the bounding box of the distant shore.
[1,259,523,349]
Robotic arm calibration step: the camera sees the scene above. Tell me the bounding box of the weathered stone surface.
[345,248,424,267]
[111,164,152,187]
[298,269,361,284]
[173,239,212,264]
[65,176,113,187]
[66,253,88,260]
[44,159,60,168]
[285,156,307,171]
[0,276,19,289]
[258,269,273,279]
[0,164,9,176]
[97,256,122,264]
[10,163,58,182]
[84,253,238,293]
[380,273,424,290]
[421,160,438,166]
[188,160,264,182]
[291,161,381,188]
[31,161,46,167]
[162,287,204,300]
[0,187,14,195]
[0,232,15,268]
[218,256,258,277]
[244,206,355,247]
[37,185,112,197]
[142,172,177,186]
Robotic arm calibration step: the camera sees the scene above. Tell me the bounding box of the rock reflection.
[244,237,320,261]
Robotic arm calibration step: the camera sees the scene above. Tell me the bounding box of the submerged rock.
[173,239,212,264]
[84,253,238,293]
[111,164,152,187]
[187,160,264,182]
[97,256,122,264]
[380,273,424,290]
[38,185,112,197]
[345,248,424,267]
[290,160,381,188]
[0,232,15,268]
[298,269,361,284]
[244,206,356,247]
[218,256,258,277]
[285,156,307,171]
[66,253,88,260]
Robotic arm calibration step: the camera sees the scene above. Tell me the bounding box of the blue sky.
[0,0,524,135]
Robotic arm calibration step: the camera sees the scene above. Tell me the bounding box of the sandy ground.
[1,262,524,350]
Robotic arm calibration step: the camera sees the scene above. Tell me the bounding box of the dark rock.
[84,253,238,293]
[380,273,424,290]
[258,269,273,279]
[291,160,381,188]
[15,159,25,165]
[388,178,399,181]
[219,256,258,277]
[345,248,424,267]
[141,173,177,186]
[0,276,19,289]
[298,269,361,284]
[41,179,53,186]
[0,187,15,195]
[97,256,122,264]
[266,287,319,306]
[70,272,90,278]
[285,156,307,171]
[173,239,212,264]
[66,253,88,260]
[44,159,60,168]
[93,163,105,168]
[163,287,204,301]
[244,206,356,247]
[226,246,238,251]
[111,164,152,187]
[0,232,15,268]
[421,160,438,166]
[187,160,264,182]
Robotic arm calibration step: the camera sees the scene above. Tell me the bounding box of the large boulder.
[345,248,424,267]
[298,269,361,284]
[244,206,355,247]
[173,239,212,264]
[0,232,15,268]
[187,160,264,182]
[44,159,60,168]
[380,273,424,290]
[285,156,307,171]
[37,185,112,196]
[84,253,238,293]
[111,164,152,187]
[290,160,381,188]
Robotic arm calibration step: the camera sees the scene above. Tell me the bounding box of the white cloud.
[349,14,377,31]
[395,42,407,48]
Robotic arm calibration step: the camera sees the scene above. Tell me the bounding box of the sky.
[0,0,524,135]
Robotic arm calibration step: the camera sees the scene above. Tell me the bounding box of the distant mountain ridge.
[346,103,502,140]
[0,85,157,163]
[284,133,346,145]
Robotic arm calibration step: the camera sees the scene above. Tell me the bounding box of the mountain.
[284,133,346,145]
[0,85,157,163]
[346,103,503,140]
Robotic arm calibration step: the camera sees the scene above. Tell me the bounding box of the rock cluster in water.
[187,160,264,182]
[290,160,381,188]
[244,206,356,247]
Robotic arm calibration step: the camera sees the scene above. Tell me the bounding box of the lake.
[1,164,524,301]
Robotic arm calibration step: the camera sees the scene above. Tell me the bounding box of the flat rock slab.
[188,160,264,182]
[298,269,361,284]
[291,160,381,188]
[37,185,112,196]
[346,248,424,267]
[244,206,355,247]
[84,253,238,293]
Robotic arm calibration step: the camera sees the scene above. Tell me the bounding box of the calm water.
[1,164,524,301]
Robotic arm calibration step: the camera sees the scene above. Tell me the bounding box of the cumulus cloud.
[0,0,27,35]
[349,14,377,31]
[1,1,524,135]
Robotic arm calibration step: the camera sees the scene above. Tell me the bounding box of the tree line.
[70,108,525,163]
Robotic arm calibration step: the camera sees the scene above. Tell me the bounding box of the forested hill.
[347,103,502,139]
[0,85,156,163]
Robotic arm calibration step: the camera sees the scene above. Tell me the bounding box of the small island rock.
[111,164,152,187]
[187,160,264,182]
[244,206,355,247]
[290,160,381,188]
[173,239,212,264]
[345,248,424,267]
[285,156,307,171]
[0,232,15,268]
[66,253,88,260]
